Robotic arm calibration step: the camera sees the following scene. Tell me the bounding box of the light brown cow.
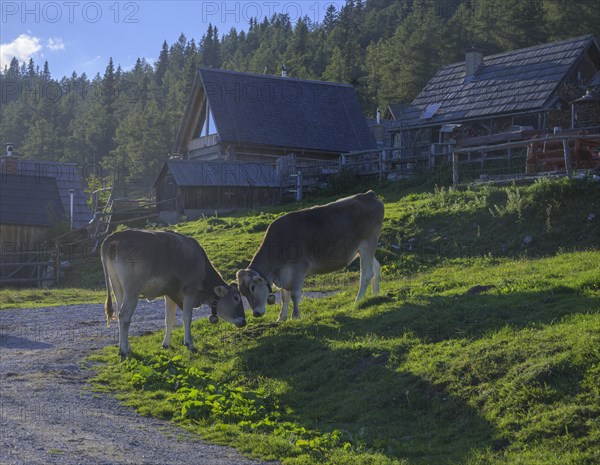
[238,191,384,321]
[101,229,245,358]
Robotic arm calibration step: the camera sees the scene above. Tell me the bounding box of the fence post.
[562,138,573,178]
[452,152,459,187]
[429,144,436,170]
[525,145,533,174]
[378,151,384,180]
[54,243,60,286]
[291,171,302,202]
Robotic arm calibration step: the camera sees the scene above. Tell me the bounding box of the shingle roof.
[0,174,65,227]
[385,103,409,120]
[158,160,280,188]
[590,71,600,88]
[17,160,92,229]
[197,68,377,153]
[401,35,600,127]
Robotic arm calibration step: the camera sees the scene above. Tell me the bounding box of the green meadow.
[5,176,600,464]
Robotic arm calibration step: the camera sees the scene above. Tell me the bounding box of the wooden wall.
[182,186,281,211]
[0,224,50,282]
[0,224,49,253]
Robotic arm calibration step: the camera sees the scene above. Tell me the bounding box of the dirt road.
[0,301,275,465]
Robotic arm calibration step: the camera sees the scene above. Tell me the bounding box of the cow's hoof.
[118,351,128,362]
[208,314,219,324]
[162,343,171,350]
[184,343,197,353]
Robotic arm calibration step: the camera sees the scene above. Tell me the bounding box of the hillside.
[2,0,598,185]
[83,177,600,465]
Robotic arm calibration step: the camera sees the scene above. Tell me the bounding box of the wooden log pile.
[526,132,600,174]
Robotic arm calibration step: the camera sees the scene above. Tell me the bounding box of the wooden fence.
[341,148,432,179]
[277,155,340,196]
[88,186,158,251]
[451,133,600,186]
[0,249,60,287]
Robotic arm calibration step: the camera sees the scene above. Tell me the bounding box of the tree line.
[1,0,598,185]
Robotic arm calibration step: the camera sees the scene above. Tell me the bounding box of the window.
[421,103,441,119]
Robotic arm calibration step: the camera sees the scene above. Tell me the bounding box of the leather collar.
[210,297,219,317]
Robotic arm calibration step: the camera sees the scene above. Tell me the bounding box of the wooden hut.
[0,154,92,285]
[392,35,600,163]
[173,68,376,163]
[154,160,281,222]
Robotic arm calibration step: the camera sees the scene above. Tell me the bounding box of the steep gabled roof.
[384,103,410,120]
[401,35,600,128]
[17,160,92,229]
[156,160,279,188]
[0,174,65,227]
[177,68,376,154]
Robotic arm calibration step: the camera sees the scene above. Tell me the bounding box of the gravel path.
[0,301,277,465]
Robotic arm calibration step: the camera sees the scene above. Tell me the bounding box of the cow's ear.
[267,294,276,305]
[236,269,251,282]
[214,286,227,297]
[253,275,266,285]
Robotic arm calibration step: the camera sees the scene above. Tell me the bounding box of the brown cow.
[238,191,384,321]
[101,229,245,358]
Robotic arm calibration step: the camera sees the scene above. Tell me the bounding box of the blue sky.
[1,1,344,79]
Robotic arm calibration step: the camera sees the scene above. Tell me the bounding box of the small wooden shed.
[0,172,64,284]
[0,155,92,285]
[154,160,281,221]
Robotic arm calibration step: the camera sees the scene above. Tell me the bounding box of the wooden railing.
[189,134,219,151]
[341,148,431,179]
[0,249,60,287]
[451,133,600,186]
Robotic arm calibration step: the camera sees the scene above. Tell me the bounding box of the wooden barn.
[392,35,600,164]
[172,68,376,162]
[154,159,281,222]
[0,153,92,285]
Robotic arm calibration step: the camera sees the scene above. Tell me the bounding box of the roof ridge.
[438,34,596,70]
[198,67,354,88]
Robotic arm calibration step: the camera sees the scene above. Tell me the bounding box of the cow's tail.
[100,240,116,327]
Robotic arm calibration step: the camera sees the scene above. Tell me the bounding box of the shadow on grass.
[240,329,498,464]
[335,287,600,343]
[237,288,599,464]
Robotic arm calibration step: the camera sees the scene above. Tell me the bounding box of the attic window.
[421,103,441,119]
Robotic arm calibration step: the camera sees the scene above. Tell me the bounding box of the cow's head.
[213,283,246,328]
[237,269,276,317]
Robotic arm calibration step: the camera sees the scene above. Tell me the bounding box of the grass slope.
[0,287,104,310]
[89,178,600,465]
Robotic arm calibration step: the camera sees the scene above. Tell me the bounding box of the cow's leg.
[371,257,381,296]
[182,295,196,352]
[356,239,377,302]
[108,263,124,317]
[117,293,138,359]
[162,296,177,349]
[278,288,291,322]
[290,289,302,320]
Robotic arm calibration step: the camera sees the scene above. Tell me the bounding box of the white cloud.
[0,34,42,68]
[47,38,65,52]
